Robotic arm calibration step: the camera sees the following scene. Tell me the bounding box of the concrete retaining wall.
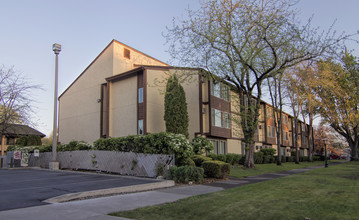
[7,150,174,178]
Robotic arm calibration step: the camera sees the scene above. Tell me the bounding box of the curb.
[44,180,175,203]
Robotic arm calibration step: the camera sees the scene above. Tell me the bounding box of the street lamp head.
[52,43,61,54]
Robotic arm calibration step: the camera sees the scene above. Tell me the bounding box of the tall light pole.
[50,43,61,170]
[322,138,328,168]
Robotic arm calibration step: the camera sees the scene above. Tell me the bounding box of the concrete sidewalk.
[0,163,339,220]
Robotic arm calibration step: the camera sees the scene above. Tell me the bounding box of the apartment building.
[58,40,312,156]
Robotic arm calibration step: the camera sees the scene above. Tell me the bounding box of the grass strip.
[110,162,359,220]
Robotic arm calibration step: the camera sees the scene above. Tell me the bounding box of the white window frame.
[138,88,143,103]
[138,120,144,135]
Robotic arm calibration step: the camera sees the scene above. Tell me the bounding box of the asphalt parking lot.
[0,168,158,211]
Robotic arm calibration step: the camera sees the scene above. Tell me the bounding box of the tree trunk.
[308,112,313,162]
[294,120,299,164]
[276,134,282,165]
[244,142,255,168]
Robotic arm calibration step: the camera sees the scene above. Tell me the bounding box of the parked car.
[329,154,340,160]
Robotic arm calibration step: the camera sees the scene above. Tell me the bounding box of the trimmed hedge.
[191,155,212,167]
[207,153,242,165]
[254,152,264,164]
[93,132,192,166]
[167,166,204,183]
[202,160,231,179]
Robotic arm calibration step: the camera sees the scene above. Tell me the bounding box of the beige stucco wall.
[59,40,170,144]
[58,44,114,144]
[112,42,168,75]
[146,68,200,140]
[227,139,242,154]
[109,77,137,137]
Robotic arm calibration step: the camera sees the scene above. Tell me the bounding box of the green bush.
[254,152,264,164]
[181,158,196,167]
[263,155,274,164]
[313,156,321,161]
[300,156,309,162]
[93,132,193,166]
[202,160,231,179]
[281,155,286,163]
[167,166,204,183]
[15,135,42,146]
[239,155,246,165]
[191,136,213,155]
[216,154,226,162]
[260,148,276,156]
[191,155,212,167]
[58,141,93,151]
[207,153,217,160]
[225,153,236,165]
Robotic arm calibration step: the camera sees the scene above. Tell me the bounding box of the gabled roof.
[59,39,170,99]
[0,124,45,137]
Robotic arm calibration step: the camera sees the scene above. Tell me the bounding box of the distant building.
[58,39,313,156]
[0,124,45,155]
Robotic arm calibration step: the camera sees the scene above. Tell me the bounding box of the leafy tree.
[164,74,189,138]
[314,53,359,160]
[165,0,346,168]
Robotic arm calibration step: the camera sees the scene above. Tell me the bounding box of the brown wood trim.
[106,67,143,82]
[229,92,232,139]
[106,82,110,137]
[58,99,61,143]
[144,69,147,134]
[100,83,104,138]
[264,103,268,143]
[208,80,212,134]
[199,75,203,134]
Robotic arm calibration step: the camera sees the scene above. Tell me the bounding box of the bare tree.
[0,65,41,138]
[266,73,285,165]
[165,0,348,168]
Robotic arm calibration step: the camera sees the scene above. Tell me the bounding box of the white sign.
[14,151,22,160]
[34,149,40,157]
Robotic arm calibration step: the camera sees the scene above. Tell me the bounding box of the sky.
[0,0,358,137]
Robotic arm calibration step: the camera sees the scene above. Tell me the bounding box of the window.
[212,109,222,127]
[212,108,231,129]
[267,126,271,137]
[138,120,143,135]
[211,80,230,101]
[272,127,275,137]
[224,113,231,129]
[222,85,229,101]
[138,88,143,103]
[210,139,226,155]
[124,48,131,59]
[6,137,15,145]
[219,141,226,154]
[211,82,221,98]
[210,140,218,155]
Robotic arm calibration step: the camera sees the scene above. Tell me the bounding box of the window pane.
[215,109,222,127]
[220,141,226,154]
[138,120,143,135]
[222,85,229,101]
[138,88,143,103]
[225,113,231,129]
[211,81,221,98]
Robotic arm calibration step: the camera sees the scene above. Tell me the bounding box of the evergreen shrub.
[167,166,204,183]
[191,155,212,167]
[202,160,231,179]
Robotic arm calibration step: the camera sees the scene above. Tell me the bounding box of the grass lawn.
[110,162,359,220]
[230,161,325,178]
